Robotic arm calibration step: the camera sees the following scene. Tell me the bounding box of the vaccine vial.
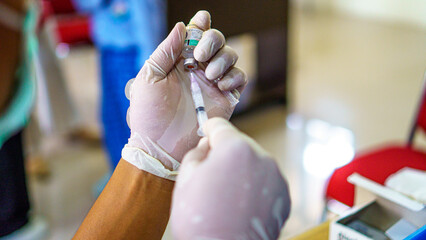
[182,24,203,70]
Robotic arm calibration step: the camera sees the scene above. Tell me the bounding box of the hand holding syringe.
[183,23,239,136]
[123,10,247,172]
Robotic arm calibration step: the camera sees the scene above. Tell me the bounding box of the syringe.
[182,24,239,107]
[190,71,208,137]
[183,23,239,136]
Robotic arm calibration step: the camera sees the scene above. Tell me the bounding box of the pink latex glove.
[171,118,291,240]
[122,11,247,180]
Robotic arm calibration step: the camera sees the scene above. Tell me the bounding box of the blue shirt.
[72,0,166,66]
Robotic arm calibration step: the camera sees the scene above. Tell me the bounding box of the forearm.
[73,159,174,240]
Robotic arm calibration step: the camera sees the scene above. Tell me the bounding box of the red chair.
[39,0,92,46]
[325,74,426,207]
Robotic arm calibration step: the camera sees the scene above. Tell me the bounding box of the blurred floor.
[26,6,426,240]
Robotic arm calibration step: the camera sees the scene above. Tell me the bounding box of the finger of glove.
[204,45,238,80]
[124,78,136,100]
[141,22,186,82]
[203,118,268,157]
[188,10,211,31]
[177,138,210,186]
[194,29,225,63]
[217,67,247,92]
[181,138,210,166]
[126,108,130,128]
[205,118,272,162]
[202,118,243,148]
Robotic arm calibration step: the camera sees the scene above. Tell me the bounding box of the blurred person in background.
[71,0,166,181]
[73,11,291,239]
[0,0,48,239]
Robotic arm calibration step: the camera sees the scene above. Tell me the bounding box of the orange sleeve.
[73,160,175,240]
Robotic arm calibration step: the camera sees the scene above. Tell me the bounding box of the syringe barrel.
[196,110,208,137]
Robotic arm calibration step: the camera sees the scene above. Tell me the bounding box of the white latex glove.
[122,11,247,180]
[171,118,291,240]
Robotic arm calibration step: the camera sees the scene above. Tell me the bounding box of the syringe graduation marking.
[195,106,205,113]
[190,71,208,136]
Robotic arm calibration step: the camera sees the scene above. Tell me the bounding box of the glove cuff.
[122,145,179,181]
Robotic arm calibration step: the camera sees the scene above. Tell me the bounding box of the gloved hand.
[122,11,247,180]
[171,118,291,240]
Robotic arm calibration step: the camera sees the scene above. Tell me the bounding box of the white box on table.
[329,173,425,240]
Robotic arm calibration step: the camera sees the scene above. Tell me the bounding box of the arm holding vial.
[74,10,290,240]
[74,10,247,239]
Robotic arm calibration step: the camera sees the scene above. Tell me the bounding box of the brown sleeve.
[73,160,175,240]
[0,0,25,113]
[2,0,27,13]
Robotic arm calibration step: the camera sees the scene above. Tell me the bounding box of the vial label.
[185,28,203,47]
[185,39,199,46]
